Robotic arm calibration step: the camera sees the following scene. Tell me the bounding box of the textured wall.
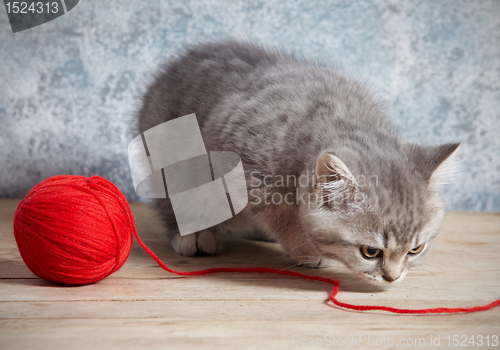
[0,0,499,211]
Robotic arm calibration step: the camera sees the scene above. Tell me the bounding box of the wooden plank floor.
[1,198,499,349]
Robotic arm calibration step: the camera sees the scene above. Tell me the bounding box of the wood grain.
[1,199,499,349]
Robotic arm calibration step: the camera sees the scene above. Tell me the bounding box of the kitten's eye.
[360,245,381,259]
[408,244,425,255]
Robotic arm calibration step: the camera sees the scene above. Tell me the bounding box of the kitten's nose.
[382,274,398,282]
[382,267,402,282]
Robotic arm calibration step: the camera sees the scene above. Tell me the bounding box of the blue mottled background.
[0,0,499,211]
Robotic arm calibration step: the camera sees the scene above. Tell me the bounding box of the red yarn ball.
[13,175,134,285]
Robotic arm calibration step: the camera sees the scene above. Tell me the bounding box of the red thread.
[13,175,500,314]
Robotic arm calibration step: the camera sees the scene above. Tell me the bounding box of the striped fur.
[137,41,460,284]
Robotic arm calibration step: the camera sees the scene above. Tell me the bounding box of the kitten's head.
[299,142,460,285]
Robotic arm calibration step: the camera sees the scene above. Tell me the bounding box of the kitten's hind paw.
[171,229,223,256]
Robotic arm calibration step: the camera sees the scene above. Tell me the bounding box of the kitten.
[137,40,460,285]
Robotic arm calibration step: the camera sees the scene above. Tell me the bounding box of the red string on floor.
[13,175,500,315]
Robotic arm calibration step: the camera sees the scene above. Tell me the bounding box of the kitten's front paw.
[171,229,223,256]
[284,242,334,268]
[296,258,333,269]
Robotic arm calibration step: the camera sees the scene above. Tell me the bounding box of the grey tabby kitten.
[137,40,460,285]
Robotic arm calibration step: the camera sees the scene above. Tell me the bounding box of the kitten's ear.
[409,142,461,187]
[315,153,360,212]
